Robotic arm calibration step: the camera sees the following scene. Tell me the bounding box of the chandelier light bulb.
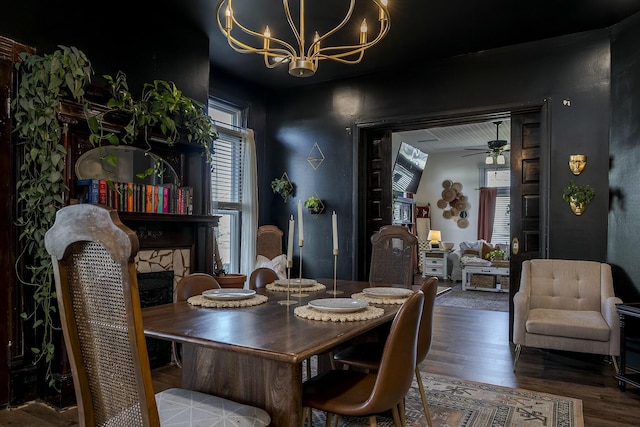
[485,155,494,165]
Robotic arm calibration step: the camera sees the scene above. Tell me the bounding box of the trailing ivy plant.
[12,45,218,387]
[13,45,94,387]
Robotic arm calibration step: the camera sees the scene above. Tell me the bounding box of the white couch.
[448,240,498,281]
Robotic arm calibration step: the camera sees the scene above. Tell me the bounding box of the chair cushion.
[156,388,271,426]
[254,254,287,280]
[526,308,611,342]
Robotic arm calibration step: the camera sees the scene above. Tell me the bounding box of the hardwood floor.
[1,305,639,426]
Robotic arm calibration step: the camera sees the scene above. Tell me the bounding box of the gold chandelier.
[216,0,390,77]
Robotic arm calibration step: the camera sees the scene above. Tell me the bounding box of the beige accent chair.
[513,259,622,372]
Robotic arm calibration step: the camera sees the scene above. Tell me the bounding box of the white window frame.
[209,98,245,273]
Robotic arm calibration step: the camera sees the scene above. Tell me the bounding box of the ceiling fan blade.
[462,151,487,158]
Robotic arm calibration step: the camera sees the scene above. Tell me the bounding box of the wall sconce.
[568,154,587,175]
[427,229,441,249]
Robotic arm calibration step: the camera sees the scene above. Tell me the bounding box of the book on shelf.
[76,179,99,204]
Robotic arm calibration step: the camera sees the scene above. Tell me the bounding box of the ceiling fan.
[462,121,510,158]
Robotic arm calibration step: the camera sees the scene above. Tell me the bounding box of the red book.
[127,182,134,212]
[98,179,107,205]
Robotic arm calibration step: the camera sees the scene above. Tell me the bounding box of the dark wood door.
[361,129,393,280]
[509,110,544,335]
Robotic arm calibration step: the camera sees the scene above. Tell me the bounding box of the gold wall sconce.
[568,154,587,176]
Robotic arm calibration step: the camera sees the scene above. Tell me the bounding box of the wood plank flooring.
[1,305,639,426]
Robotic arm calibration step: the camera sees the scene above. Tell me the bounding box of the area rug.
[309,373,583,427]
[435,283,509,312]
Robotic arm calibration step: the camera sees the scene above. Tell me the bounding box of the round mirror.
[76,146,179,185]
[459,210,468,219]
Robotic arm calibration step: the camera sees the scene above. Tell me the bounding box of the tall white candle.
[287,215,294,267]
[297,200,304,247]
[332,211,339,255]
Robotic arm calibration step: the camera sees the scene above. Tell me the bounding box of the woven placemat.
[294,305,384,322]
[351,293,409,305]
[187,294,268,308]
[266,282,327,292]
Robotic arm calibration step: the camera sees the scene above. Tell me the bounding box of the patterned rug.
[435,283,509,312]
[309,372,584,427]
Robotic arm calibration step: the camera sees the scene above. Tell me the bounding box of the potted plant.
[562,181,595,216]
[271,176,294,202]
[485,249,506,261]
[12,45,217,386]
[304,195,324,214]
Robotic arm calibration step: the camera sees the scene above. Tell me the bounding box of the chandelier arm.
[283,0,304,56]
[313,24,389,60]
[306,0,357,57]
[316,51,365,65]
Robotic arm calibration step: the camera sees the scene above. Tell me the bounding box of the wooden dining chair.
[369,224,418,288]
[249,267,279,290]
[257,224,284,259]
[302,289,425,427]
[45,204,270,427]
[332,276,439,427]
[172,273,220,368]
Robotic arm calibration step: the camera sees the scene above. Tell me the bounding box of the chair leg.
[513,344,522,372]
[306,358,312,380]
[369,415,378,427]
[612,355,620,375]
[325,412,332,427]
[391,405,402,427]
[415,366,433,427]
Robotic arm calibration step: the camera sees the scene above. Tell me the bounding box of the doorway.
[355,104,546,334]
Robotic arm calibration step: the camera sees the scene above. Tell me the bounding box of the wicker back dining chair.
[302,289,424,426]
[369,224,418,288]
[172,273,220,368]
[45,204,270,427]
[257,225,284,259]
[332,276,439,426]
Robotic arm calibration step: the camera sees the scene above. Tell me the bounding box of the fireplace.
[137,271,173,368]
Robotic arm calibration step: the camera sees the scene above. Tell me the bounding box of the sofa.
[448,240,502,281]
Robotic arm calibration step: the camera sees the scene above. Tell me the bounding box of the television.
[392,141,428,194]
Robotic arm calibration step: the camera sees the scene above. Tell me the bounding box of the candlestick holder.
[278,265,298,306]
[326,253,343,295]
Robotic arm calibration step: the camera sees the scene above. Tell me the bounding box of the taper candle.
[287,215,294,267]
[297,200,304,247]
[332,211,339,255]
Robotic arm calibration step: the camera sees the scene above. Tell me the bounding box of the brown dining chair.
[249,267,279,290]
[302,289,424,426]
[369,224,418,288]
[257,224,284,259]
[45,204,270,427]
[332,276,439,427]
[172,273,220,367]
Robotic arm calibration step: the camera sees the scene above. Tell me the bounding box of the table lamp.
[427,230,441,249]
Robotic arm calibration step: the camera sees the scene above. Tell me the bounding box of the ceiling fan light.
[485,155,494,165]
[497,154,506,164]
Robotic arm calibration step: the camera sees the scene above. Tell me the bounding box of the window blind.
[211,127,244,211]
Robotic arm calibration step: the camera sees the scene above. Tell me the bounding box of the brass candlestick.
[279,263,298,306]
[327,252,343,295]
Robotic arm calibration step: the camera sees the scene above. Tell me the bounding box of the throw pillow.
[255,254,287,280]
[416,205,430,218]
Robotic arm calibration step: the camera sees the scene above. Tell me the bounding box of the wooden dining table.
[142,278,405,426]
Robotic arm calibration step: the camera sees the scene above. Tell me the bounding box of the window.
[209,99,245,273]
[483,168,510,246]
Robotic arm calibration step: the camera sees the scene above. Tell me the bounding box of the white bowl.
[441,242,454,250]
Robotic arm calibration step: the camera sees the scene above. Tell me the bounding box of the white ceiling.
[394,119,511,155]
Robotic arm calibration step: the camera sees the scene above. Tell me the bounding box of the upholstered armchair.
[513,259,623,372]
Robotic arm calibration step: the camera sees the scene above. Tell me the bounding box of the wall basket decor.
[438,180,469,228]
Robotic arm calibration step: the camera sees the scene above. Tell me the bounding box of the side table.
[421,249,451,280]
[615,302,640,390]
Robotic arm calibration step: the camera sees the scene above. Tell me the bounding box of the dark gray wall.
[609,12,640,301]
[262,30,614,282]
[1,0,210,103]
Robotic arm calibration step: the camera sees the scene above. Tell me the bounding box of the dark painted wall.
[609,12,640,301]
[1,0,210,103]
[262,30,614,282]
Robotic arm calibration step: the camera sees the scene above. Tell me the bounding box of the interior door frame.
[353,101,550,307]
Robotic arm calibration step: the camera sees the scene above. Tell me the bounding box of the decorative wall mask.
[437,180,469,228]
[568,154,587,176]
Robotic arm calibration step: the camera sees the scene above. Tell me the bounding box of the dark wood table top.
[142,279,403,364]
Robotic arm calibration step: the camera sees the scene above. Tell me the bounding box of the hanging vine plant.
[12,45,217,387]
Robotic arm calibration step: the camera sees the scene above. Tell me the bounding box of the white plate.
[362,287,413,299]
[274,278,317,287]
[202,289,256,301]
[308,298,368,313]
